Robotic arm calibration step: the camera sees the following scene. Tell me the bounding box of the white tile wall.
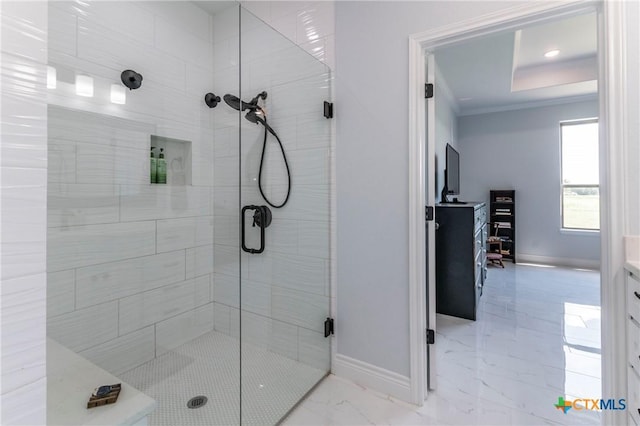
[45,0,219,377]
[75,250,187,309]
[1,377,47,426]
[48,184,120,227]
[0,0,47,63]
[79,326,155,376]
[77,19,186,92]
[118,277,210,335]
[213,302,232,334]
[156,303,215,356]
[120,185,212,221]
[47,270,75,318]
[137,0,213,43]
[212,273,240,308]
[242,279,272,317]
[155,16,213,68]
[271,286,329,333]
[157,217,202,253]
[47,140,76,183]
[298,327,330,371]
[1,274,47,394]
[47,221,157,271]
[1,1,48,421]
[186,244,215,279]
[269,319,299,361]
[48,301,119,352]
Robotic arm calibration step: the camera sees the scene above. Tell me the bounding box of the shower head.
[121,69,143,90]
[223,91,268,112]
[223,94,254,111]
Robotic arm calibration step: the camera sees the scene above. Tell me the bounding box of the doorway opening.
[408,3,626,425]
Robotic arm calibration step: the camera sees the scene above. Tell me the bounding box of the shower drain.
[187,396,208,409]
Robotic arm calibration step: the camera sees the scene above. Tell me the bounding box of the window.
[561,119,599,230]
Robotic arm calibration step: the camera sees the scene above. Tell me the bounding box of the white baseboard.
[517,253,600,270]
[332,353,412,402]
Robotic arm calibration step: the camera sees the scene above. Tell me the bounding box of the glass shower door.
[238,7,332,425]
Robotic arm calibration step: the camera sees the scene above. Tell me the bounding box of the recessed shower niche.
[149,135,192,185]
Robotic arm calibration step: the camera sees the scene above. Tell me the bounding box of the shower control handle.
[241,205,272,254]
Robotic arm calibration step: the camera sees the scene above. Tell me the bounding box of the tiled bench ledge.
[48,339,156,426]
[625,235,640,277]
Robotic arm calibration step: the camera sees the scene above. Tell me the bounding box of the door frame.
[407,2,629,422]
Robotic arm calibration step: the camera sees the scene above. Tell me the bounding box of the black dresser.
[435,202,487,320]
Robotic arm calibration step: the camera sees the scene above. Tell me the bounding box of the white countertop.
[627,261,640,279]
[47,339,156,426]
[625,236,640,277]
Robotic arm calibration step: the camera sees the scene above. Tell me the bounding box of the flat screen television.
[445,143,460,196]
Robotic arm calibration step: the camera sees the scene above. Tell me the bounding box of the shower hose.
[258,115,291,208]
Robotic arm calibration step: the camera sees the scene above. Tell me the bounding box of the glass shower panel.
[46,1,240,425]
[239,7,332,425]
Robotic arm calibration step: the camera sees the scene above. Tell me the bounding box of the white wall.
[0,2,48,424]
[335,0,521,380]
[458,100,600,267]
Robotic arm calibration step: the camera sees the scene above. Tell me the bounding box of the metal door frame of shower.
[407,3,628,425]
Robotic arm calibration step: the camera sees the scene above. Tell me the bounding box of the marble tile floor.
[284,263,602,425]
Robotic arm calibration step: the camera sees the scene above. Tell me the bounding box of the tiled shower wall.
[1,2,48,424]
[46,1,218,375]
[46,0,334,379]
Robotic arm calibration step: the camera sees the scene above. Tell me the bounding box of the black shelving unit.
[489,190,516,263]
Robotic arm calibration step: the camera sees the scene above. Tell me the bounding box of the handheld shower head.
[245,110,265,125]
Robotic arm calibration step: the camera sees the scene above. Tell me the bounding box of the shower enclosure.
[46,2,332,424]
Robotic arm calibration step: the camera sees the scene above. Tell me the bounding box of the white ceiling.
[435,12,598,116]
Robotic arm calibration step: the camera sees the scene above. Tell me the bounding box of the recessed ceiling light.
[544,49,560,58]
[459,97,472,102]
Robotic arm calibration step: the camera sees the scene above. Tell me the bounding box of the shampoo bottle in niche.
[157,148,167,184]
[150,147,157,183]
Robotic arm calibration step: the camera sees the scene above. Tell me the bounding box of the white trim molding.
[407,35,428,406]
[516,253,600,270]
[599,1,629,424]
[408,0,623,410]
[332,354,412,402]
